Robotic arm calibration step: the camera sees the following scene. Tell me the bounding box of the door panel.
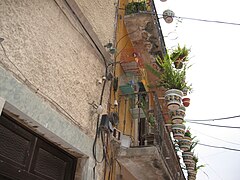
[0,113,76,180]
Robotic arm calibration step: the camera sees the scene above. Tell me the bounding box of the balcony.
[115,92,185,180]
[124,0,166,62]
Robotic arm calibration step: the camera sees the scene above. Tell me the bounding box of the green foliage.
[148,113,155,126]
[193,155,206,172]
[145,54,192,91]
[193,154,198,163]
[125,1,147,15]
[196,164,205,172]
[188,140,198,152]
[170,44,190,62]
[184,128,192,138]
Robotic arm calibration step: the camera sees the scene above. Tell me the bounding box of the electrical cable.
[92,64,108,179]
[187,121,240,129]
[186,114,240,122]
[198,143,240,152]
[158,14,240,26]
[115,39,130,59]
[116,28,139,48]
[198,155,224,180]
[191,128,240,146]
[175,15,240,26]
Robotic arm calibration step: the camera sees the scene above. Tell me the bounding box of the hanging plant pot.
[174,61,183,69]
[182,152,193,163]
[182,97,190,107]
[165,89,183,111]
[179,136,192,151]
[171,123,185,140]
[163,9,175,23]
[169,106,186,124]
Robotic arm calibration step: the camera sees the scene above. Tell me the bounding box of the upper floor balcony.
[123,0,166,62]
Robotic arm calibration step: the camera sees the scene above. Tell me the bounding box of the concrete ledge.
[118,146,158,157]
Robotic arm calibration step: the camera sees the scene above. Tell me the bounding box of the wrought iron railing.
[119,91,185,179]
[153,92,185,180]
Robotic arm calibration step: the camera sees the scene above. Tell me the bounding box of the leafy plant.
[125,1,147,15]
[148,113,155,126]
[145,54,192,91]
[185,139,198,152]
[170,44,190,62]
[184,128,192,138]
[193,155,205,172]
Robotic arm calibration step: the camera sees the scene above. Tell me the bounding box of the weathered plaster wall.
[0,0,110,138]
[0,65,99,180]
[75,0,116,45]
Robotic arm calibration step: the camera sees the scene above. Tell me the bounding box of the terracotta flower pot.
[182,97,190,107]
[165,89,183,111]
[179,136,192,151]
[169,106,186,124]
[171,123,186,140]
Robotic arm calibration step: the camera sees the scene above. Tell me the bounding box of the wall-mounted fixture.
[89,101,103,114]
[163,9,175,23]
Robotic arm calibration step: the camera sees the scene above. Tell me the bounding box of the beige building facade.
[0,0,116,179]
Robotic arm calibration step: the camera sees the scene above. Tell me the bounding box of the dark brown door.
[0,113,76,180]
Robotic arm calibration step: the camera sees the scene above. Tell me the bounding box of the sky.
[154,0,240,179]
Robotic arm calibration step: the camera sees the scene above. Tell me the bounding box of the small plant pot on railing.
[182,152,194,163]
[188,170,197,180]
[165,89,183,111]
[169,106,186,124]
[179,136,192,151]
[185,160,195,172]
[171,123,185,140]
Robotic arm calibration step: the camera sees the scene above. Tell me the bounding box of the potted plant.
[125,1,147,15]
[186,154,197,173]
[179,128,192,151]
[182,97,190,107]
[146,54,192,111]
[171,123,186,140]
[169,105,186,124]
[170,45,190,69]
[182,140,198,164]
[188,155,205,180]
